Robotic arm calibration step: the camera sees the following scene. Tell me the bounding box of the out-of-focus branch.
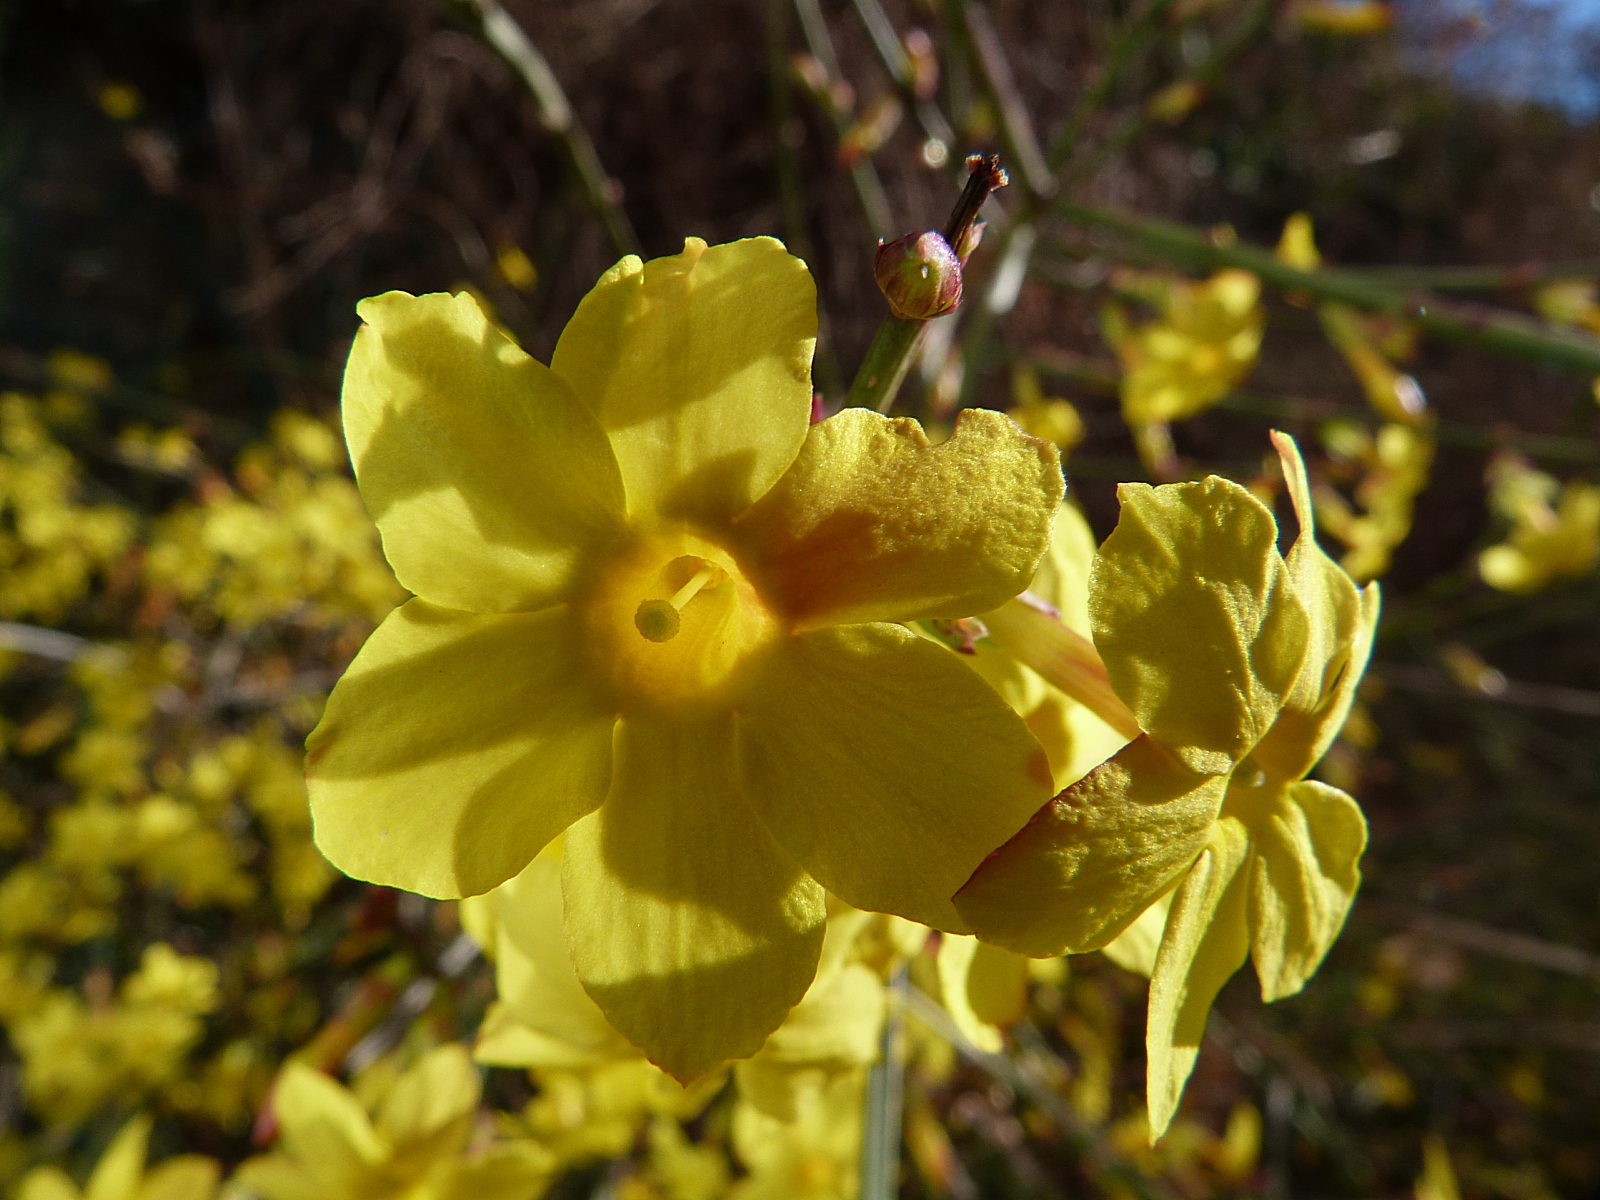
[1066,0,1272,185]
[1050,200,1600,374]
[458,0,641,258]
[949,0,1053,198]
[1046,0,1180,170]
[793,0,895,240]
[849,0,957,149]
[906,987,1181,1200]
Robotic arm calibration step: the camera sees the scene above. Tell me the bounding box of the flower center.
[581,530,778,713]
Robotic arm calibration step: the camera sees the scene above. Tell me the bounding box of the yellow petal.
[344,290,625,613]
[482,846,635,1065]
[1254,432,1380,781]
[1100,887,1174,978]
[1093,478,1308,775]
[225,1159,319,1200]
[16,1169,81,1200]
[134,1158,221,1200]
[269,1062,385,1184]
[1146,817,1251,1141]
[562,716,826,1082]
[307,600,615,899]
[735,623,1052,931]
[936,935,1030,1053]
[550,238,816,525]
[86,1116,151,1200]
[374,1044,480,1147]
[433,1143,557,1200]
[738,952,887,1117]
[954,735,1224,957]
[1248,780,1367,1001]
[733,408,1062,628]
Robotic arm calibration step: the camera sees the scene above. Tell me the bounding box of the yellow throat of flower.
[581,529,779,713]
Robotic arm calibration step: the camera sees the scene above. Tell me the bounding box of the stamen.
[633,562,722,643]
[669,562,718,610]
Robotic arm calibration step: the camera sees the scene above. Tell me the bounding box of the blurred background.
[3,0,1600,1195]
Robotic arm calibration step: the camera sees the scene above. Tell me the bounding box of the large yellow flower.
[954,433,1377,1139]
[307,238,1062,1080]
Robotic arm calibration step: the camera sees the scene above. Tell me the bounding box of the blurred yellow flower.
[235,1045,552,1200]
[1478,454,1600,593]
[1315,419,1434,581]
[11,944,219,1127]
[15,1114,219,1200]
[308,237,1062,1079]
[0,393,134,622]
[1103,269,1264,426]
[145,411,401,630]
[955,433,1376,1140]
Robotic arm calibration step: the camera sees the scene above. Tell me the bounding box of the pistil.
[633,561,721,643]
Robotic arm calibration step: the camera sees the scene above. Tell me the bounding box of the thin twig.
[953,0,1053,197]
[1047,0,1180,170]
[1376,663,1600,718]
[1362,902,1600,982]
[460,0,641,258]
[768,0,844,398]
[1065,0,1271,186]
[793,0,895,241]
[0,623,99,663]
[849,0,957,148]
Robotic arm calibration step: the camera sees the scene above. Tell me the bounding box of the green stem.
[848,316,927,412]
[858,968,908,1200]
[1051,199,1600,375]
[1065,0,1271,186]
[465,0,641,258]
[849,0,958,147]
[904,987,1181,1200]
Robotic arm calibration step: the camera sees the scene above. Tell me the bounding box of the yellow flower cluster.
[0,393,134,622]
[145,411,401,629]
[11,944,218,1127]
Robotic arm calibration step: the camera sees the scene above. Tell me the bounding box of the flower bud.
[873,231,963,320]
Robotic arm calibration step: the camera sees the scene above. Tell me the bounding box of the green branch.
[1052,199,1600,375]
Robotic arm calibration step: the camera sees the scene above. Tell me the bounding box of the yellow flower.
[1104,269,1264,426]
[10,944,218,1127]
[1478,454,1600,593]
[730,1070,864,1200]
[15,1114,219,1200]
[307,237,1062,1079]
[467,842,900,1126]
[954,433,1377,1140]
[1314,420,1434,581]
[234,1046,552,1200]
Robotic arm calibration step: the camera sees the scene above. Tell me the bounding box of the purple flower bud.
[873,231,964,321]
